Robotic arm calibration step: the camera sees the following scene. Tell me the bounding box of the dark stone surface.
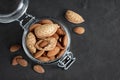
[0,0,120,80]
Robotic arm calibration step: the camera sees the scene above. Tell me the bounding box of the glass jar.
[0,0,76,70]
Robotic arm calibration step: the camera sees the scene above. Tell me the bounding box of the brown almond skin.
[39,40,49,48]
[73,27,85,35]
[10,44,21,52]
[34,50,45,58]
[49,56,55,61]
[37,57,50,62]
[56,49,65,58]
[51,33,59,40]
[17,58,28,67]
[12,56,22,66]
[63,35,68,47]
[35,37,57,51]
[57,42,64,49]
[29,24,41,31]
[33,65,45,74]
[42,52,47,57]
[34,24,59,39]
[47,47,60,57]
[56,28,65,35]
[12,59,18,66]
[39,19,53,24]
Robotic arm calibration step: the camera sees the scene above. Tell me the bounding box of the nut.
[39,40,49,48]
[73,27,85,35]
[37,57,50,62]
[51,33,59,40]
[34,50,45,58]
[63,34,68,47]
[10,44,21,52]
[39,19,53,24]
[49,56,55,61]
[56,49,65,58]
[34,24,59,38]
[35,37,57,51]
[57,42,64,49]
[56,28,65,35]
[26,32,36,44]
[44,37,57,51]
[16,58,28,67]
[65,10,85,24]
[11,56,22,66]
[27,44,36,54]
[12,59,18,66]
[47,46,60,57]
[29,24,41,31]
[42,51,47,57]
[26,32,36,53]
[33,65,45,74]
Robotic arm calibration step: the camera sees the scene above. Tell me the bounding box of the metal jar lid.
[0,0,29,23]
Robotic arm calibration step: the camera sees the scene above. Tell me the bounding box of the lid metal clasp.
[16,13,35,29]
[57,51,76,70]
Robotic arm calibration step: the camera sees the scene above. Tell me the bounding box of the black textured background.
[0,0,120,80]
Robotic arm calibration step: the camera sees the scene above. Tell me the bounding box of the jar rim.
[0,0,29,23]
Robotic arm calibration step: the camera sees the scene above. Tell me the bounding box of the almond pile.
[26,19,68,62]
[9,9,86,74]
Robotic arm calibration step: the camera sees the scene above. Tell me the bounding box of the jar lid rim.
[0,0,29,23]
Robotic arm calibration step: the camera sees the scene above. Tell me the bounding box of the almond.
[56,49,65,58]
[33,65,45,74]
[26,32,36,44]
[34,50,44,58]
[26,32,36,53]
[57,42,64,49]
[35,37,57,51]
[39,40,49,48]
[10,44,21,52]
[47,47,60,57]
[37,57,50,62]
[17,58,28,67]
[35,40,43,50]
[11,56,22,66]
[49,56,55,61]
[34,24,59,38]
[27,44,36,54]
[73,27,85,35]
[29,24,41,31]
[63,35,68,47]
[65,10,85,24]
[42,51,47,57]
[51,33,59,40]
[56,28,65,35]
[12,59,18,66]
[39,19,53,24]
